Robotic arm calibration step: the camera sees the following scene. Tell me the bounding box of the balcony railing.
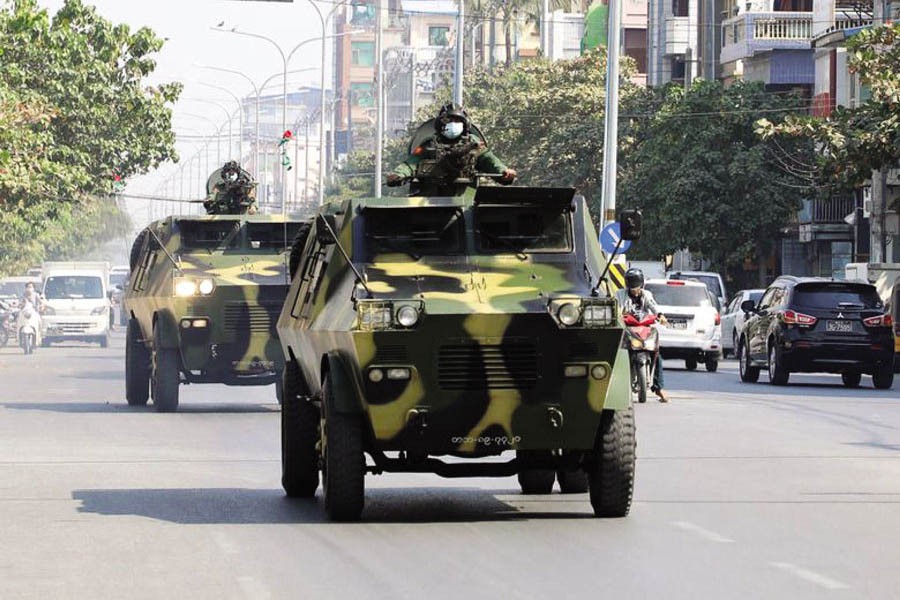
[798,197,856,224]
[721,11,812,64]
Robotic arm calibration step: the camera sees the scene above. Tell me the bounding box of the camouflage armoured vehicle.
[124,213,310,412]
[277,185,640,521]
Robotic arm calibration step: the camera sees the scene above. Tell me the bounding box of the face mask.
[441,121,464,139]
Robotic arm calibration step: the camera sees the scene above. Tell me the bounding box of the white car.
[645,278,722,372]
[667,270,728,313]
[720,288,764,358]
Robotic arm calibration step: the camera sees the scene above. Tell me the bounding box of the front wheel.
[0,326,8,347]
[321,374,365,521]
[22,333,33,355]
[768,344,789,386]
[841,371,861,388]
[685,358,698,371]
[125,319,150,406]
[635,360,649,404]
[151,326,180,412]
[557,467,589,494]
[873,366,894,390]
[589,404,636,518]
[705,359,719,373]
[739,339,760,383]
[282,360,320,498]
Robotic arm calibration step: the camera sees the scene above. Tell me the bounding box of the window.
[351,41,375,67]
[245,222,305,251]
[363,207,465,259]
[624,29,647,74]
[475,205,573,253]
[792,283,882,310]
[429,26,450,46]
[176,220,241,250]
[644,284,712,307]
[349,1,376,25]
[351,82,374,108]
[672,0,689,17]
[44,276,104,300]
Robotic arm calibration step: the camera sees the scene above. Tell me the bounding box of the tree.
[0,0,181,275]
[620,80,813,284]
[757,23,900,203]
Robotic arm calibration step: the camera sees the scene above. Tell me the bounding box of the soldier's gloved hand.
[499,168,517,185]
[386,173,403,187]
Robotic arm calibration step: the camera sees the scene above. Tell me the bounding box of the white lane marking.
[769,562,849,590]
[671,521,735,543]
[237,576,272,599]
[211,531,239,555]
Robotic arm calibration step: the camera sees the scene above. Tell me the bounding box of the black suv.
[738,276,894,388]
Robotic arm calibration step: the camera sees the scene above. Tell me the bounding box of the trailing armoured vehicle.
[124,213,310,412]
[276,185,641,521]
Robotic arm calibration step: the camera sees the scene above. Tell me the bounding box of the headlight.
[357,301,394,331]
[174,279,198,297]
[630,337,643,350]
[583,302,616,327]
[197,278,215,295]
[396,305,419,328]
[91,305,107,315]
[558,302,580,326]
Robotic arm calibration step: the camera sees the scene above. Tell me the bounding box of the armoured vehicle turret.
[124,213,310,412]
[203,161,258,215]
[276,184,641,521]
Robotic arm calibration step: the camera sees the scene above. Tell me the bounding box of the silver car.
[645,279,723,372]
[720,289,764,357]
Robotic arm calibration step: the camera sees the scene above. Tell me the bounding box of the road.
[1,333,899,599]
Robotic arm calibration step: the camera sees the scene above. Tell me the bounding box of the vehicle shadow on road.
[0,402,276,414]
[71,486,595,524]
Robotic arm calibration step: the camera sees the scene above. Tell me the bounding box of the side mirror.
[315,215,337,246]
[740,299,756,313]
[618,209,642,241]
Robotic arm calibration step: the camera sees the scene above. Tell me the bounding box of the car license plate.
[826,320,852,333]
[669,319,687,330]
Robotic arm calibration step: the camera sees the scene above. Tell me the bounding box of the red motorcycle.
[623,312,660,403]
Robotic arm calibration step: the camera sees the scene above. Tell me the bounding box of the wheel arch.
[321,352,365,415]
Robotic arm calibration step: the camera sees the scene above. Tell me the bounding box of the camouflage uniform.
[203,162,258,215]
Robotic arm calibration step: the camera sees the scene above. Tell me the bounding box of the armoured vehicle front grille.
[438,342,539,390]
[375,345,408,363]
[223,302,280,332]
[568,342,600,359]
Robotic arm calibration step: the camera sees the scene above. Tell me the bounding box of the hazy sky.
[38,0,336,200]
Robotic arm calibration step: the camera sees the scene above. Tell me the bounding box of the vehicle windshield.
[646,283,713,307]
[0,282,23,297]
[793,283,882,309]
[44,275,104,300]
[177,220,240,250]
[363,207,464,258]
[244,222,304,251]
[475,205,572,252]
[669,273,722,298]
[109,273,128,288]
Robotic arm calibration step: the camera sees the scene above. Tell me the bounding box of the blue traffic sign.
[599,222,632,254]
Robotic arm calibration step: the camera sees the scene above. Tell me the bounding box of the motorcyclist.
[386,103,516,195]
[615,268,669,402]
[21,281,43,312]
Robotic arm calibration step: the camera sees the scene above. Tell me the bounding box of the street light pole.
[196,65,261,176]
[199,83,245,163]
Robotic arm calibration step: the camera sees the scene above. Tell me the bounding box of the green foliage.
[757,23,900,200]
[0,0,180,276]
[621,80,812,273]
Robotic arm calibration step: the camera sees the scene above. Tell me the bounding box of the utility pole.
[454,0,465,105]
[375,0,384,198]
[600,0,622,225]
[541,0,550,57]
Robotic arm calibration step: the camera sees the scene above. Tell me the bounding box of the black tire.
[129,230,148,271]
[768,344,789,386]
[288,221,312,280]
[685,358,698,371]
[739,339,760,383]
[557,468,589,494]
[282,360,320,498]
[321,374,365,521]
[151,325,180,413]
[275,376,284,405]
[873,366,894,390]
[589,404,636,518]
[99,335,109,348]
[0,327,8,347]
[705,359,719,373]
[22,333,33,355]
[635,362,648,404]
[125,319,150,406]
[841,371,861,388]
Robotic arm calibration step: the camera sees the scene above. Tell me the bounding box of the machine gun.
[203,161,258,215]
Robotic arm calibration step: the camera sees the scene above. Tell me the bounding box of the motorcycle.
[623,311,661,403]
[0,299,15,347]
[16,300,41,355]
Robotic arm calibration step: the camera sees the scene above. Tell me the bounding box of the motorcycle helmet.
[624,268,644,290]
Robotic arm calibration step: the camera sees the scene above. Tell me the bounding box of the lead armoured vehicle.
[277,184,641,521]
[124,213,309,412]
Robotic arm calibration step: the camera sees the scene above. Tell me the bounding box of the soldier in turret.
[203,161,258,215]
[386,103,516,196]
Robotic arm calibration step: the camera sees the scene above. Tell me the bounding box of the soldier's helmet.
[435,103,470,138]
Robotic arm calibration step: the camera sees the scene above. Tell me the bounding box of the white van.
[667,270,728,312]
[41,262,110,347]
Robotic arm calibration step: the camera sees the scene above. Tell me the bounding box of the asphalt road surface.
[1,333,899,599]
